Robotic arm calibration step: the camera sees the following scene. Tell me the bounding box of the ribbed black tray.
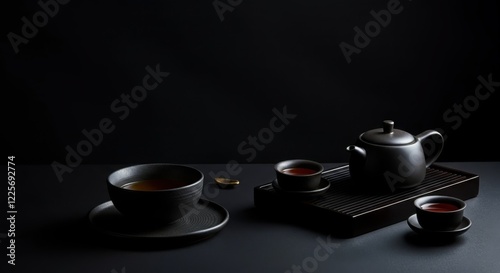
[253,164,479,238]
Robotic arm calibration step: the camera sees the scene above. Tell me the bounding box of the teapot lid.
[360,120,415,145]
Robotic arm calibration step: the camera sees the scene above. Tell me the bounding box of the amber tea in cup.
[420,202,460,212]
[281,167,318,175]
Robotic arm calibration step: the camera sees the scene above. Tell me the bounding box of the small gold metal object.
[215,177,240,188]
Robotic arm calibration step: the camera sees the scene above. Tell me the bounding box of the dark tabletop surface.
[3,162,500,273]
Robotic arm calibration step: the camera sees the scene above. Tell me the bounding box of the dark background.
[3,0,500,166]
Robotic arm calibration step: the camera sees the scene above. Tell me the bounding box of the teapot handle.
[416,130,444,167]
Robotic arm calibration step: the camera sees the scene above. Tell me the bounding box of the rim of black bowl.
[414,195,466,213]
[107,163,204,191]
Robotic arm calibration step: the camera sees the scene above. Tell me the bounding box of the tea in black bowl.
[281,167,318,175]
[121,179,189,191]
[420,203,460,212]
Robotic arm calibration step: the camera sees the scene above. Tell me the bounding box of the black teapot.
[346,120,444,192]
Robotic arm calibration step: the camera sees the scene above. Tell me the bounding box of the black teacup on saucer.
[407,214,471,239]
[407,195,471,238]
[274,159,324,191]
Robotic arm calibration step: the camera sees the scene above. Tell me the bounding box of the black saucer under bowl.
[407,214,471,238]
[88,199,229,246]
[272,178,330,198]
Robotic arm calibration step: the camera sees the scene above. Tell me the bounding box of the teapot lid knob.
[360,120,415,145]
[383,120,394,134]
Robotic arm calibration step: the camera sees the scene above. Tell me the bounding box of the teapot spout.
[346,145,366,164]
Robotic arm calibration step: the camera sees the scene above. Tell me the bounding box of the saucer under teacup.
[272,178,330,198]
[407,214,471,238]
[88,199,229,245]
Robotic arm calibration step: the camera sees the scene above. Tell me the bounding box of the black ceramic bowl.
[414,195,466,231]
[107,163,203,224]
[274,159,324,191]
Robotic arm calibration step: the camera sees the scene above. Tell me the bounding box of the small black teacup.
[414,195,466,231]
[274,159,324,191]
